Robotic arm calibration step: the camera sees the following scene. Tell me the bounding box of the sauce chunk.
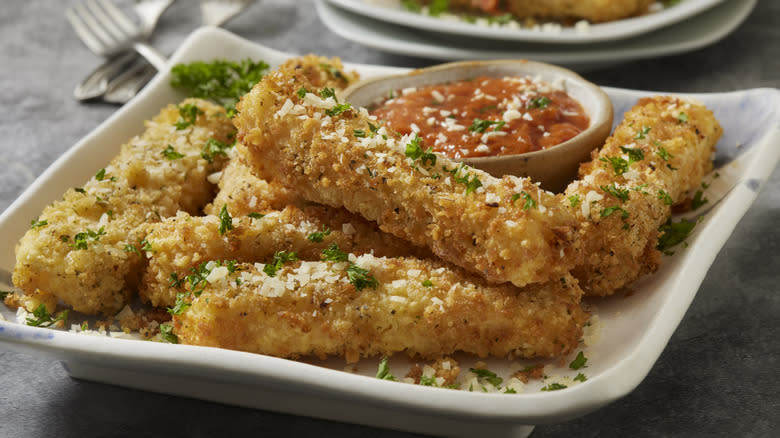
[370,75,589,158]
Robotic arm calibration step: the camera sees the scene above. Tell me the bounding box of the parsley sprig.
[174,103,203,130]
[264,251,299,277]
[26,304,69,328]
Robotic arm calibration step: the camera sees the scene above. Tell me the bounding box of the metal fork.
[73,0,174,101]
[66,0,169,70]
[101,0,256,104]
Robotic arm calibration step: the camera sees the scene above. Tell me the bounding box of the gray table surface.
[1,1,778,436]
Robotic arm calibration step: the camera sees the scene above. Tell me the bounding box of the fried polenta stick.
[173,256,587,363]
[141,206,429,307]
[13,98,235,314]
[234,67,581,288]
[204,151,301,217]
[565,96,722,296]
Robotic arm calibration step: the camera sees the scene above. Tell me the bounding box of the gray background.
[1,0,778,436]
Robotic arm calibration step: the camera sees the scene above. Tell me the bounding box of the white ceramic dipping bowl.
[341,60,614,192]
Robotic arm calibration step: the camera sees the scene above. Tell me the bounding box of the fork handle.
[132,41,168,71]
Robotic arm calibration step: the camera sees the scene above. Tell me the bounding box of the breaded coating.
[173,256,587,363]
[13,98,235,314]
[565,96,722,296]
[141,206,428,307]
[204,149,300,217]
[275,54,358,89]
[432,0,654,23]
[234,67,582,287]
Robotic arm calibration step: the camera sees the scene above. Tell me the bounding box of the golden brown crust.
[234,65,582,288]
[565,96,722,296]
[141,206,429,307]
[13,98,235,314]
[174,256,587,363]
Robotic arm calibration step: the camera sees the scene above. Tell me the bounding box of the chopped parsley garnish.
[159,323,178,343]
[183,260,237,294]
[569,351,588,370]
[319,87,337,100]
[346,264,379,291]
[26,304,68,328]
[677,112,688,123]
[296,87,310,98]
[0,290,12,300]
[512,191,537,210]
[169,292,192,316]
[307,226,331,242]
[568,194,581,208]
[264,251,299,277]
[326,102,352,117]
[400,0,422,12]
[540,382,567,391]
[70,227,106,250]
[376,357,396,381]
[95,168,106,181]
[421,279,433,288]
[469,118,505,133]
[162,145,184,160]
[601,184,630,202]
[428,0,449,16]
[527,96,550,109]
[404,134,437,168]
[504,388,517,394]
[634,126,651,140]
[30,219,48,229]
[74,187,86,194]
[174,103,203,130]
[170,59,269,116]
[248,212,265,220]
[124,244,141,256]
[444,162,482,195]
[574,373,588,382]
[218,204,233,235]
[140,238,155,253]
[657,218,696,252]
[658,189,674,205]
[470,368,503,387]
[600,156,630,176]
[201,138,232,163]
[620,146,645,162]
[691,190,708,210]
[600,205,629,220]
[656,146,673,161]
[419,375,439,387]
[319,63,350,83]
[320,244,378,290]
[169,272,184,288]
[353,129,366,138]
[321,243,349,263]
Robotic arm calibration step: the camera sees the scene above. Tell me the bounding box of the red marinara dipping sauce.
[369,75,589,159]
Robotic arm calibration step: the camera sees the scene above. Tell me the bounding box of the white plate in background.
[317,0,756,69]
[324,0,727,44]
[1,27,779,438]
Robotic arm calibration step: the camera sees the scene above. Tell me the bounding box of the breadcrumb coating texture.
[13,98,235,314]
[565,96,722,296]
[141,206,428,307]
[234,65,582,288]
[174,256,587,363]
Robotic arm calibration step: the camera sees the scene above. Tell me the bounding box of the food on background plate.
[369,75,589,158]
[398,0,656,24]
[5,54,719,390]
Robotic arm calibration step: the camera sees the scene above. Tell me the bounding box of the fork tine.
[70,3,116,53]
[85,0,129,41]
[95,0,138,36]
[66,7,107,55]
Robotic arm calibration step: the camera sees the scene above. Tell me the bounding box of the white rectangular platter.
[1,27,779,438]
